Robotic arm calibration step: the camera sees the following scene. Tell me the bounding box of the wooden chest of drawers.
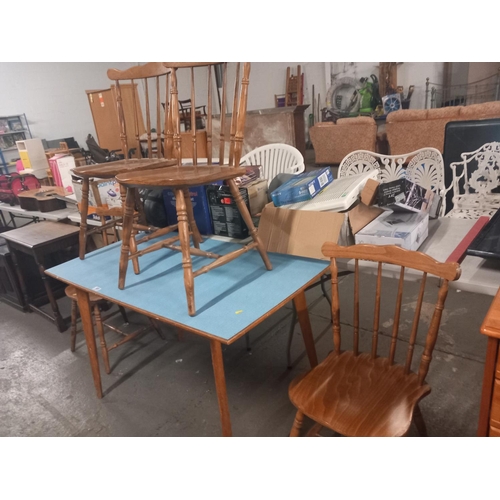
[478,288,500,436]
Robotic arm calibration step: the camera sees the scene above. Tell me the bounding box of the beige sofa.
[309,116,377,165]
[386,101,500,155]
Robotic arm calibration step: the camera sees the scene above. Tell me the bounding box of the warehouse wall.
[0,61,463,157]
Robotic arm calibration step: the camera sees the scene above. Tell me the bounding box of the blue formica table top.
[46,237,329,343]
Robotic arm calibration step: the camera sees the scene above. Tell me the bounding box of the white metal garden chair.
[240,143,305,187]
[446,142,500,219]
[338,148,448,217]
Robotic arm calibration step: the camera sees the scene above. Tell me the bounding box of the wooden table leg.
[293,291,318,368]
[76,288,103,399]
[36,256,66,333]
[478,336,499,436]
[210,339,232,437]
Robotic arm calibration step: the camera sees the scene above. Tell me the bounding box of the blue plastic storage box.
[270,167,333,207]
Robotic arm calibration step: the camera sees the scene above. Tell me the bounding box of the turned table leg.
[210,339,232,437]
[293,291,318,368]
[76,288,103,399]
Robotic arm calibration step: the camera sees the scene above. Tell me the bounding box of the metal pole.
[496,67,500,101]
[425,77,430,109]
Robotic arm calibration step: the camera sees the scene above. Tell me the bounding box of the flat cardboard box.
[258,181,383,261]
[354,211,429,251]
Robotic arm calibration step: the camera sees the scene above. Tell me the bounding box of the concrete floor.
[0,268,490,437]
[0,149,491,437]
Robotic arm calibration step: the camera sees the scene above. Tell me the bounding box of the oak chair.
[288,243,461,437]
[115,62,272,316]
[338,148,447,216]
[73,62,177,260]
[446,142,500,219]
[65,286,165,374]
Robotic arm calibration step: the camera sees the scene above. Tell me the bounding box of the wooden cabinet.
[86,84,145,154]
[212,105,309,159]
[478,288,500,436]
[0,238,26,311]
[87,84,210,159]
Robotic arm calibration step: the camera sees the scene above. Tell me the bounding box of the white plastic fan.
[382,93,402,114]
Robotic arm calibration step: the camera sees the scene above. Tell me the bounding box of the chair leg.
[93,303,111,375]
[129,231,141,275]
[79,177,90,259]
[226,179,272,271]
[183,188,202,249]
[133,187,147,226]
[149,317,165,340]
[175,327,184,342]
[118,305,129,324]
[70,298,78,352]
[175,188,196,316]
[100,215,109,246]
[118,187,136,290]
[245,334,251,351]
[413,404,428,437]
[290,410,304,437]
[305,422,324,437]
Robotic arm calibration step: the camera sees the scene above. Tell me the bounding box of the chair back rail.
[450,141,500,211]
[323,242,461,385]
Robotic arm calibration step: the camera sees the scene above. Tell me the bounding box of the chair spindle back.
[162,62,250,167]
[107,62,171,161]
[323,242,461,385]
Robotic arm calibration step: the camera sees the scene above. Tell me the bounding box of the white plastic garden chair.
[240,143,305,187]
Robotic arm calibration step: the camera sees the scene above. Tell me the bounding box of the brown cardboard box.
[258,182,383,260]
[245,178,268,216]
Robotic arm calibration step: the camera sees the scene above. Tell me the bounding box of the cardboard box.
[49,154,76,195]
[354,211,429,251]
[377,178,435,215]
[270,167,333,207]
[258,181,384,261]
[72,177,121,219]
[162,186,213,235]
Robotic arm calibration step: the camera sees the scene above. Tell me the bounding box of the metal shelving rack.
[0,114,32,174]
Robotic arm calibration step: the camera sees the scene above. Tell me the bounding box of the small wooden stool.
[65,285,165,374]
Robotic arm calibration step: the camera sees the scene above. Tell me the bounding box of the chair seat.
[73,158,177,179]
[289,351,430,437]
[115,164,247,188]
[446,207,498,219]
